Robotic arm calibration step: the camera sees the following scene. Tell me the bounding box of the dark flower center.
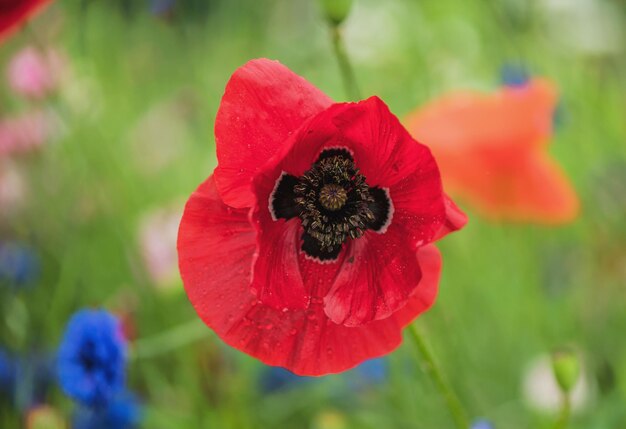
[270,148,393,261]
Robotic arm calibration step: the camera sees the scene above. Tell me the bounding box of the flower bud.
[551,348,581,394]
[319,0,353,26]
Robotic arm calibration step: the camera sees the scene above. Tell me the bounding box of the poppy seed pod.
[319,0,353,26]
[552,348,581,394]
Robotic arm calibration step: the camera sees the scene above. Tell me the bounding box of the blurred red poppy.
[178,59,466,375]
[405,79,579,224]
[0,0,53,43]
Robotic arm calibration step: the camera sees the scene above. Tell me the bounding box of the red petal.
[249,218,309,310]
[405,79,557,154]
[323,224,422,326]
[405,79,577,224]
[271,97,449,248]
[394,245,441,326]
[456,149,579,223]
[178,177,441,375]
[333,96,439,189]
[214,59,332,208]
[336,97,448,246]
[435,194,469,240]
[178,175,257,331]
[0,0,52,44]
[247,97,451,318]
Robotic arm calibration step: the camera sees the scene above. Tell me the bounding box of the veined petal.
[178,176,257,331]
[214,59,332,208]
[435,194,469,240]
[323,224,421,327]
[178,177,443,375]
[333,96,442,189]
[394,244,441,326]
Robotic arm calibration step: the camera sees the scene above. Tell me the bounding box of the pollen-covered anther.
[319,184,348,211]
[270,148,394,261]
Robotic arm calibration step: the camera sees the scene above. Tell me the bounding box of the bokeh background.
[1,0,625,428]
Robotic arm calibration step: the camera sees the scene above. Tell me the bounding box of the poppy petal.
[404,78,577,224]
[394,244,441,327]
[458,149,579,223]
[332,96,441,188]
[435,194,469,240]
[405,79,558,154]
[249,167,310,310]
[178,175,257,331]
[323,224,422,327]
[274,97,448,248]
[214,59,333,208]
[249,218,309,310]
[178,177,442,375]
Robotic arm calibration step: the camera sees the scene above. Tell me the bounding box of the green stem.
[554,394,571,429]
[130,319,209,360]
[329,25,361,101]
[407,323,470,429]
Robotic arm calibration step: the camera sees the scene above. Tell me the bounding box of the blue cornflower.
[500,63,529,88]
[57,310,127,406]
[15,351,56,411]
[347,357,388,390]
[259,366,313,393]
[0,241,40,289]
[73,391,142,429]
[471,419,495,429]
[0,348,14,394]
[150,0,177,15]
[0,348,56,410]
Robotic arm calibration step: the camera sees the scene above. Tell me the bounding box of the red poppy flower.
[178,59,466,375]
[405,78,579,224]
[0,0,53,44]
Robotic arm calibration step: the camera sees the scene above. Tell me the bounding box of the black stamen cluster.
[270,149,392,261]
[293,152,375,255]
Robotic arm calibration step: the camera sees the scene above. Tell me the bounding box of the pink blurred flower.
[0,109,58,156]
[6,46,65,99]
[138,203,183,290]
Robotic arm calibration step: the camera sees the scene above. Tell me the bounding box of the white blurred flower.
[343,0,404,63]
[522,354,592,414]
[138,203,183,290]
[539,0,624,56]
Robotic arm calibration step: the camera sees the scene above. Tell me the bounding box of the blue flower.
[0,348,56,410]
[150,0,177,15]
[15,351,56,411]
[57,310,127,406]
[73,391,142,429]
[347,357,388,390]
[471,419,495,429]
[500,64,529,88]
[259,366,313,393]
[0,348,15,394]
[259,358,388,393]
[0,241,40,289]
